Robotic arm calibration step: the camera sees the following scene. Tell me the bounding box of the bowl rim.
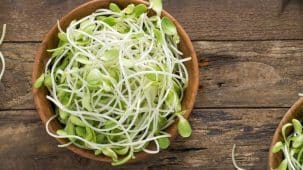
[268,97,303,169]
[32,0,199,164]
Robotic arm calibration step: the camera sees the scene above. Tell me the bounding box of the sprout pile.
[34,1,192,165]
[272,119,303,170]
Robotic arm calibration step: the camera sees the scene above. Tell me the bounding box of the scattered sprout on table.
[232,144,246,170]
[0,24,6,80]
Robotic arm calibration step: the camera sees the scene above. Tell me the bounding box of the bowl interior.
[32,0,199,163]
[269,97,303,169]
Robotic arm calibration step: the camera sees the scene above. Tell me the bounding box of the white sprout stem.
[232,144,246,170]
[283,145,297,170]
[0,24,7,80]
[0,52,5,80]
[0,24,6,44]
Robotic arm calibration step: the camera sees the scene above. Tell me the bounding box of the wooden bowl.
[269,97,303,169]
[32,0,199,164]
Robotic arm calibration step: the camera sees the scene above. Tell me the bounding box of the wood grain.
[0,43,36,110]
[0,0,84,42]
[196,40,303,108]
[1,41,303,109]
[0,108,286,169]
[1,0,303,41]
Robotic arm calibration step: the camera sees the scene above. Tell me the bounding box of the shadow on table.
[280,0,303,14]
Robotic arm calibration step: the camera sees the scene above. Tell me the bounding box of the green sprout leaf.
[165,89,181,112]
[157,137,170,149]
[292,119,302,134]
[112,152,132,166]
[274,159,287,170]
[44,73,52,88]
[102,16,117,26]
[75,126,86,137]
[70,115,86,127]
[158,116,168,130]
[85,126,96,142]
[114,146,129,155]
[123,4,135,14]
[103,48,119,62]
[109,3,121,12]
[65,120,76,142]
[154,28,163,44]
[105,120,116,129]
[75,55,91,65]
[272,141,283,153]
[282,123,293,140]
[94,149,102,156]
[173,34,180,44]
[150,0,162,16]
[133,4,147,18]
[86,68,103,86]
[50,47,65,58]
[83,25,96,35]
[293,135,303,148]
[161,17,177,36]
[96,133,106,144]
[56,129,67,136]
[34,73,45,88]
[82,93,92,111]
[57,90,70,106]
[102,147,118,161]
[177,115,192,138]
[58,32,67,42]
[58,109,69,121]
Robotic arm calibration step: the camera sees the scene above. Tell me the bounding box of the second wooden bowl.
[269,97,303,169]
[32,0,199,164]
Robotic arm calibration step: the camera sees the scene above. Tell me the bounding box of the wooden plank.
[164,0,303,40]
[0,108,285,169]
[195,40,303,107]
[0,43,36,110]
[1,40,303,109]
[0,0,84,42]
[1,0,303,41]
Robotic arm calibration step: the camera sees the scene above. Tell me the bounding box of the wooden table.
[1,0,303,169]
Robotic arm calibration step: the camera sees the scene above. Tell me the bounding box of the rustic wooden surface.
[1,0,303,169]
